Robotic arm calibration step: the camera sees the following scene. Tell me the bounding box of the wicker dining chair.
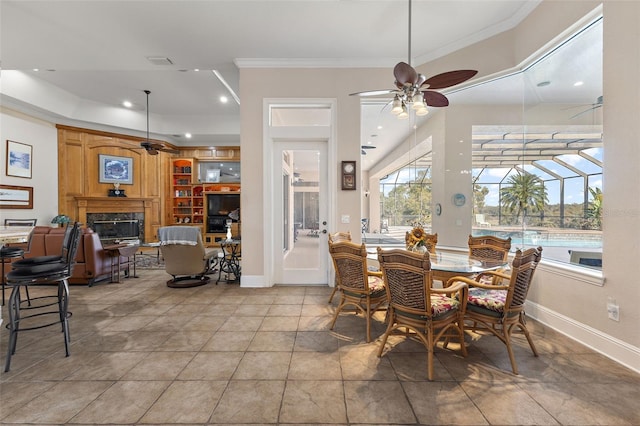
[328,240,386,342]
[468,234,512,285]
[377,247,468,380]
[446,246,543,375]
[327,231,352,303]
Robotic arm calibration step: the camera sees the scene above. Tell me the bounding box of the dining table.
[1,226,35,321]
[367,248,508,286]
[0,226,34,245]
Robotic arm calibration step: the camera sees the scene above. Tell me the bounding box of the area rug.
[136,252,165,270]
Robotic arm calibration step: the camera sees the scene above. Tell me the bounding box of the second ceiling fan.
[350,0,477,113]
[140,90,180,155]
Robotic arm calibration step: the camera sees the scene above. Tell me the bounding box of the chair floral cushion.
[468,287,507,312]
[367,275,385,293]
[431,294,460,316]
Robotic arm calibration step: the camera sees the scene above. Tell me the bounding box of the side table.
[103,243,140,283]
[217,239,241,283]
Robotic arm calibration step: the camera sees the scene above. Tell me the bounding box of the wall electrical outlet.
[607,298,620,321]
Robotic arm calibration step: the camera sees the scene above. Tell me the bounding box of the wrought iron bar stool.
[3,222,81,372]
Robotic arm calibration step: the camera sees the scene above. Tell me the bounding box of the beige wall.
[239,1,640,371]
[0,108,59,224]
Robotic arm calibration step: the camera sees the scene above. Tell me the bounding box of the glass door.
[272,142,328,284]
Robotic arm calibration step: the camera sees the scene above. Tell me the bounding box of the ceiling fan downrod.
[407,0,412,66]
[144,89,151,142]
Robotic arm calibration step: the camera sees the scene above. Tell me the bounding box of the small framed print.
[341,161,356,190]
[6,140,33,179]
[0,184,33,209]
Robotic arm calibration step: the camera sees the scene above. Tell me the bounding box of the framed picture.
[99,154,133,184]
[6,140,33,179]
[341,160,356,190]
[0,184,34,209]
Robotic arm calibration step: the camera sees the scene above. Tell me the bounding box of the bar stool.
[3,223,81,372]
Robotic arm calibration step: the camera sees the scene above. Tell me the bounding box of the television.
[207,193,240,232]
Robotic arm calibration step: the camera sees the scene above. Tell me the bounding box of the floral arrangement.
[406,226,429,252]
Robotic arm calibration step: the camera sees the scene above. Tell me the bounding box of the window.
[379,154,433,230]
[469,18,603,267]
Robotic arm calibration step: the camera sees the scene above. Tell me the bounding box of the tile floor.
[1,269,639,425]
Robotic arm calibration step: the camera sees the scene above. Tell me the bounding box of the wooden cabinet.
[171,158,204,226]
[202,184,241,246]
[170,154,241,246]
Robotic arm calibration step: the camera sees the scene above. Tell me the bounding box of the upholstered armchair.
[158,226,219,287]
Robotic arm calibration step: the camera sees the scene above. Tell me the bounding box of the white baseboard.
[239,275,268,288]
[527,301,640,373]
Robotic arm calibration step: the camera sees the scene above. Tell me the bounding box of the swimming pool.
[474,229,602,249]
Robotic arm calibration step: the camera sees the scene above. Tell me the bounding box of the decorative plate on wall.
[452,193,466,207]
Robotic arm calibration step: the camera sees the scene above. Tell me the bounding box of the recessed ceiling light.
[377,125,383,130]
[33,68,39,72]
[220,96,228,103]
[574,81,584,86]
[194,69,200,72]
[185,133,192,138]
[122,101,133,108]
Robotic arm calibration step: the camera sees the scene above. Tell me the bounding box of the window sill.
[538,259,604,286]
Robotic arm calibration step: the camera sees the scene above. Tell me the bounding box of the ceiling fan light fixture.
[416,107,429,116]
[398,103,409,119]
[411,95,425,110]
[391,95,403,115]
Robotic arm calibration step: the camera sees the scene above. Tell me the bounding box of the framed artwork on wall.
[99,154,133,184]
[0,184,34,209]
[6,140,33,179]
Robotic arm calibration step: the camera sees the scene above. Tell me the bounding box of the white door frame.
[263,98,337,287]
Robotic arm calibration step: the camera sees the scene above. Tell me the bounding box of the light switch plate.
[341,215,350,224]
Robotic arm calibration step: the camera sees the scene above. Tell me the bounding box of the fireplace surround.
[87,213,144,244]
[74,197,157,244]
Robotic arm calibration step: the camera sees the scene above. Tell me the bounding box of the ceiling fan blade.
[394,62,418,85]
[570,104,602,120]
[161,147,181,154]
[349,89,396,97]
[422,91,449,107]
[141,141,179,155]
[422,69,478,89]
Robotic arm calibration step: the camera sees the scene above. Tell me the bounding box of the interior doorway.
[264,100,336,286]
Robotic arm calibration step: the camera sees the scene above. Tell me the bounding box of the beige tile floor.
[1,268,639,425]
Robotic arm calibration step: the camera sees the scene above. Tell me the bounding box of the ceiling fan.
[140,90,180,155]
[570,95,603,119]
[350,0,477,113]
[361,145,376,155]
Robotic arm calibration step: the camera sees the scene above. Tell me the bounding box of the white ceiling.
[3,0,601,172]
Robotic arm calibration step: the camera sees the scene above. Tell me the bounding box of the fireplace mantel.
[74,196,159,242]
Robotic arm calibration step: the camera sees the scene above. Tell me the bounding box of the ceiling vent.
[146,56,174,66]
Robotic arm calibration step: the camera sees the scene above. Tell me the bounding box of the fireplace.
[87,213,144,244]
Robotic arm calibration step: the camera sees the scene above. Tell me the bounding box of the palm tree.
[587,186,603,229]
[500,172,548,225]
